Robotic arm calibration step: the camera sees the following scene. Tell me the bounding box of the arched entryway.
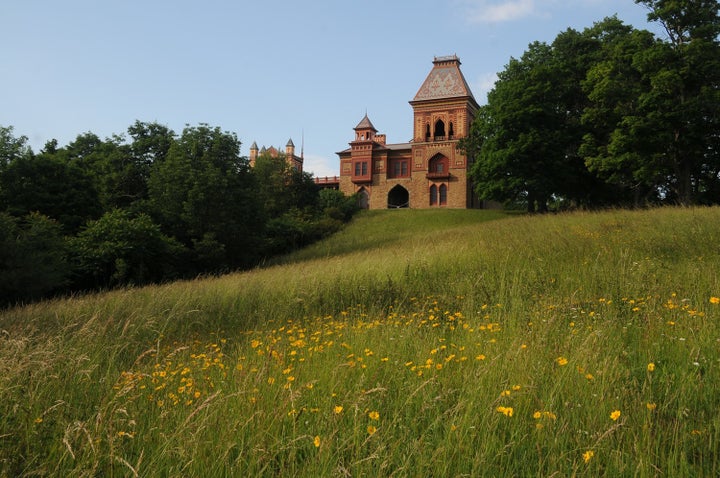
[387,185,409,208]
[357,187,369,209]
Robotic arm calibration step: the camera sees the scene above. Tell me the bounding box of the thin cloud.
[465,0,536,24]
[473,72,499,103]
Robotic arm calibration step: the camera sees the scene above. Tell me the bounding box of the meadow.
[2,207,720,477]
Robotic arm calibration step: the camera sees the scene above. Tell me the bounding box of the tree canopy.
[0,122,358,307]
[463,1,720,210]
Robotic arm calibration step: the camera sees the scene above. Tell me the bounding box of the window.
[428,154,449,176]
[362,162,368,176]
[430,185,438,205]
[439,184,447,205]
[425,124,431,142]
[434,119,445,140]
[390,160,409,178]
[355,162,361,176]
[449,122,455,139]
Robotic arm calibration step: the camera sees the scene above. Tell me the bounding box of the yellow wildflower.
[710,297,720,304]
[333,405,343,414]
[583,450,594,463]
[368,411,380,420]
[367,425,377,435]
[313,436,321,448]
[496,406,514,417]
[610,410,621,421]
[646,402,657,411]
[556,357,568,366]
[647,362,655,372]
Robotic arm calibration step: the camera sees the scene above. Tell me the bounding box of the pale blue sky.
[2,0,662,177]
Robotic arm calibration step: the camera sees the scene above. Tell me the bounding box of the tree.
[586,1,720,204]
[463,28,611,212]
[0,212,70,306]
[635,0,720,204]
[148,124,263,269]
[252,152,319,218]
[581,24,663,205]
[0,154,101,232]
[70,209,184,288]
[0,125,32,167]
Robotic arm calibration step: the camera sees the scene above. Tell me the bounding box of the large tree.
[148,124,263,269]
[585,1,720,204]
[463,21,629,211]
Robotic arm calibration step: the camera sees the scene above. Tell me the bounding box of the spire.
[354,113,378,132]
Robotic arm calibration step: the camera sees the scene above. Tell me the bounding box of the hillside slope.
[2,207,720,476]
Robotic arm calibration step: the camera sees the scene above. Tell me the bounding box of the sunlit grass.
[2,207,720,476]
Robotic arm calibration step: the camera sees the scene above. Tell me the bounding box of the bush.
[70,210,185,288]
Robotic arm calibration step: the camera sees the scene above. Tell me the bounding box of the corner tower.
[409,55,480,207]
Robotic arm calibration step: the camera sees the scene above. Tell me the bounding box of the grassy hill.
[2,207,720,476]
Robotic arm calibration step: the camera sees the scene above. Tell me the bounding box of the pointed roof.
[412,55,476,103]
[286,138,295,147]
[250,141,258,150]
[354,114,378,132]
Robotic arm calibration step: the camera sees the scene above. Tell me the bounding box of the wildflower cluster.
[114,339,227,408]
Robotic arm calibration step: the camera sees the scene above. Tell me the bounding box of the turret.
[249,141,259,167]
[286,138,295,158]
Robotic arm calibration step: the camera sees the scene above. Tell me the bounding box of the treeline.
[0,122,358,307]
[462,0,720,212]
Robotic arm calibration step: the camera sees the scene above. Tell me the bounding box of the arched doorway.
[357,187,369,209]
[387,185,409,208]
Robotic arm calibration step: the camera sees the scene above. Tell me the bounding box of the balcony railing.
[425,135,456,142]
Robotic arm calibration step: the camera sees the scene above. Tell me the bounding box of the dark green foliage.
[69,209,185,288]
[147,124,265,269]
[0,212,70,306]
[0,153,102,233]
[0,124,360,302]
[464,2,720,211]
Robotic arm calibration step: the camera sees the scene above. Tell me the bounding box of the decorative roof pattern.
[354,114,378,131]
[412,56,476,102]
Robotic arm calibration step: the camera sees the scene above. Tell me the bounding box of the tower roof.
[286,138,295,147]
[354,114,378,132]
[412,55,476,103]
[250,141,258,150]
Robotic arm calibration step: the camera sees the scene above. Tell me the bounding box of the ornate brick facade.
[337,56,480,209]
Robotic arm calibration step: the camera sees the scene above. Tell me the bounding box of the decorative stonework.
[337,56,480,209]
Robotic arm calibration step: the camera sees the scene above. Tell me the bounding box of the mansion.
[336,55,481,209]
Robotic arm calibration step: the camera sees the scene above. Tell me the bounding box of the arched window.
[434,120,445,140]
[449,122,455,139]
[425,124,431,142]
[430,184,438,206]
[439,184,447,205]
[428,154,449,176]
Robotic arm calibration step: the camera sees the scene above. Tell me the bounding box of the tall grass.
[2,207,720,476]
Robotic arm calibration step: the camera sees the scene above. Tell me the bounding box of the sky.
[2,0,664,178]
